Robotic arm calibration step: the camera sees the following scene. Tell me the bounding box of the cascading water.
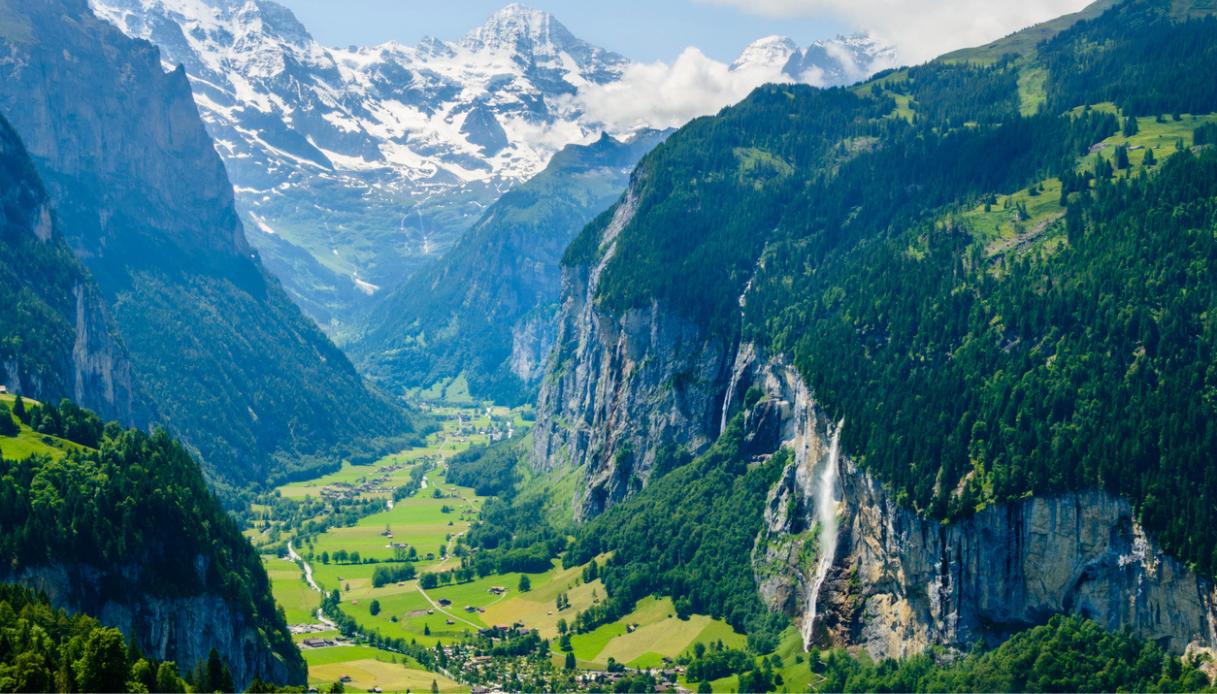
[802,420,843,651]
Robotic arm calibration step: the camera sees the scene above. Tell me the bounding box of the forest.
[0,398,303,681]
[569,0,1217,578]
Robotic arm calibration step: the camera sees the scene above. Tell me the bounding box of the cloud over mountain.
[697,0,1092,62]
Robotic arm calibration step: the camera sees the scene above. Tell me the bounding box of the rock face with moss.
[0,413,306,688]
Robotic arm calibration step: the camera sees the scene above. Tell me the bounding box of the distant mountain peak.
[783,32,897,86]
[732,35,799,72]
[461,3,570,53]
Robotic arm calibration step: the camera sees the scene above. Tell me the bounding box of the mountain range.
[89,0,896,334]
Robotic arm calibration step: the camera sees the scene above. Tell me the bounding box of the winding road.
[287,541,337,628]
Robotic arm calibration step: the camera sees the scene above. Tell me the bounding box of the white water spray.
[802,420,842,651]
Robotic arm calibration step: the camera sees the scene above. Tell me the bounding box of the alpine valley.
[1,0,1217,692]
[88,0,895,335]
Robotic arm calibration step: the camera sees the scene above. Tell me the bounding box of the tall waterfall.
[802,420,843,651]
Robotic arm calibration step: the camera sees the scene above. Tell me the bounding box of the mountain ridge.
[89,0,896,332]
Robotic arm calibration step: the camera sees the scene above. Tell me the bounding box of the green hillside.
[563,0,1217,589]
[0,397,306,687]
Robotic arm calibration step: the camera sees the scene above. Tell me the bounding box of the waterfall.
[802,420,843,651]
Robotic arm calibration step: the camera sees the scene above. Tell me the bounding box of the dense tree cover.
[458,439,569,576]
[0,408,304,679]
[816,615,1215,692]
[1041,2,1217,117]
[810,149,1217,572]
[0,583,190,693]
[16,398,104,448]
[371,564,417,588]
[565,419,789,650]
[564,0,1217,577]
[447,439,521,497]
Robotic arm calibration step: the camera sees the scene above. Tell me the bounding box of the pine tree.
[1123,115,1140,137]
[0,403,17,436]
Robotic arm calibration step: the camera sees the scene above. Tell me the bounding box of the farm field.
[303,645,463,693]
[569,596,746,670]
[265,557,320,625]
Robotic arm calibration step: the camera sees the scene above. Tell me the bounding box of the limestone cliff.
[737,345,1217,659]
[14,563,304,689]
[0,113,140,422]
[532,186,738,518]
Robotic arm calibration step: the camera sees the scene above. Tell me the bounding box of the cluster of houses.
[315,460,418,501]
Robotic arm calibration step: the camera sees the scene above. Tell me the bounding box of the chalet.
[488,586,507,595]
[0,385,7,394]
[300,638,334,648]
[339,675,352,683]
[438,598,452,607]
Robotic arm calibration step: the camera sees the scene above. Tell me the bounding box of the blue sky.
[274,1,852,62]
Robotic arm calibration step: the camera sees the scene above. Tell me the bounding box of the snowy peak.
[460,3,627,79]
[732,35,799,72]
[783,32,897,86]
[461,4,567,53]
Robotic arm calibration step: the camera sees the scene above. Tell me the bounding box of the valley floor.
[246,403,751,693]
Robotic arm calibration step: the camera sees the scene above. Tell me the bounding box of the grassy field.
[0,394,87,460]
[263,556,319,625]
[303,645,464,693]
[569,596,747,669]
[956,110,1217,260]
[482,563,604,639]
[258,402,737,687]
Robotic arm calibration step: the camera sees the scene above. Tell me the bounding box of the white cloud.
[567,47,792,135]
[697,0,1093,63]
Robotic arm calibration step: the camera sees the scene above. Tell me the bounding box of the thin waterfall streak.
[803,419,842,651]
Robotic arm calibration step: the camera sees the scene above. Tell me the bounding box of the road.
[417,585,481,629]
[288,541,337,628]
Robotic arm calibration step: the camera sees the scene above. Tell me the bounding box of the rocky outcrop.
[0,114,139,422]
[741,346,1217,659]
[532,187,739,518]
[13,562,304,689]
[510,305,559,385]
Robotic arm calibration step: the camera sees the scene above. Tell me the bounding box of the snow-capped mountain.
[88,0,893,333]
[783,33,898,86]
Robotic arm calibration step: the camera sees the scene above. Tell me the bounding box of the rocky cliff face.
[532,187,738,517]
[536,286,1217,656]
[737,345,1217,659]
[0,115,139,422]
[13,562,303,689]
